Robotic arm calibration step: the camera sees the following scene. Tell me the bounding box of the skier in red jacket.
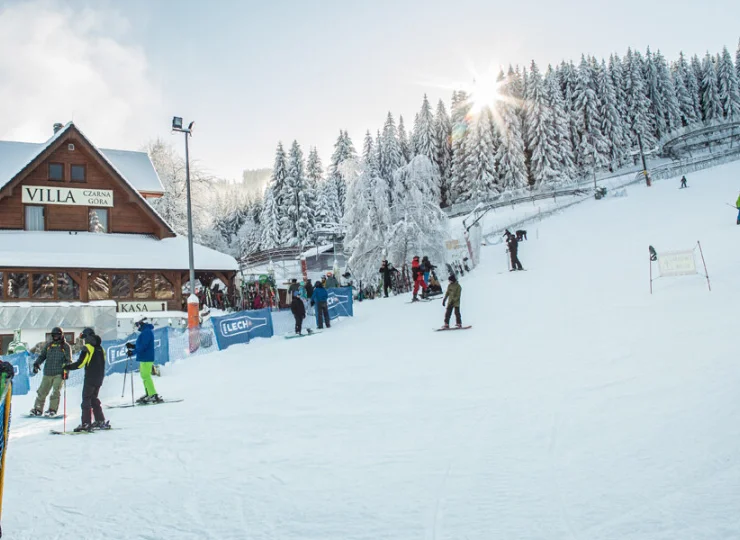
[411,256,428,302]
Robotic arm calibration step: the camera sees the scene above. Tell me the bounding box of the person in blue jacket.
[310,281,331,329]
[127,315,163,404]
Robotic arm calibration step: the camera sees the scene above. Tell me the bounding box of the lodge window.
[89,209,109,233]
[7,273,29,298]
[154,273,175,299]
[25,206,45,231]
[71,164,86,182]
[31,273,55,299]
[0,335,12,355]
[112,274,132,298]
[88,272,110,300]
[57,273,80,300]
[133,273,152,299]
[48,163,64,181]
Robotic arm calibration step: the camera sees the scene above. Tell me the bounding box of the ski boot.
[136,394,150,404]
[149,394,164,404]
[306,328,313,335]
[29,408,43,417]
[92,420,111,430]
[411,295,419,302]
[73,423,93,433]
[44,409,57,417]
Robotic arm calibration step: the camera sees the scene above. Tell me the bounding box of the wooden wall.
[0,135,165,237]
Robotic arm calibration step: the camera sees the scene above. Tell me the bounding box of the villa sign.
[21,186,114,207]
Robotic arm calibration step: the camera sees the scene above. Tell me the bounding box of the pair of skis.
[47,399,183,435]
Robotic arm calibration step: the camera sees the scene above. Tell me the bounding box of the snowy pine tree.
[623,48,655,153]
[700,53,723,121]
[573,56,609,174]
[284,141,314,247]
[379,112,404,183]
[496,72,528,191]
[413,94,437,165]
[545,66,576,181]
[259,184,281,249]
[398,116,412,163]
[464,107,498,199]
[328,131,357,218]
[434,99,453,207]
[449,91,472,203]
[718,46,740,120]
[672,56,699,126]
[526,61,564,188]
[596,59,626,169]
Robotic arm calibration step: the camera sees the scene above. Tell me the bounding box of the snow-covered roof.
[0,123,164,194]
[0,231,238,271]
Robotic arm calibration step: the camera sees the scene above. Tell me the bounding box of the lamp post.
[171,117,199,351]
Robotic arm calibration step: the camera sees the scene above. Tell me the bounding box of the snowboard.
[50,427,121,436]
[434,326,472,332]
[105,398,183,410]
[406,298,433,304]
[284,331,322,339]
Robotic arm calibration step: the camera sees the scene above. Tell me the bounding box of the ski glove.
[32,363,40,374]
[442,297,447,306]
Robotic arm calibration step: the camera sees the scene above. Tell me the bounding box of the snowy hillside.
[6,162,740,539]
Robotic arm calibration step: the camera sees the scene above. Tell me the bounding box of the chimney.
[53,123,63,134]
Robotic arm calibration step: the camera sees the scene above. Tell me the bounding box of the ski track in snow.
[5,162,740,539]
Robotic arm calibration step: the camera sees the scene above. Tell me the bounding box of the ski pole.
[121,356,129,398]
[63,379,66,434]
[130,362,135,406]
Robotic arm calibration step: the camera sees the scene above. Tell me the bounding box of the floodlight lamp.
[172,116,183,130]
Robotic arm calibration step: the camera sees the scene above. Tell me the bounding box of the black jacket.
[65,335,105,386]
[305,281,314,299]
[379,263,396,284]
[290,297,306,319]
[507,236,519,254]
[421,258,435,272]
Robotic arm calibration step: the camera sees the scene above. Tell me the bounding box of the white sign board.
[22,186,114,207]
[658,250,697,277]
[117,301,168,313]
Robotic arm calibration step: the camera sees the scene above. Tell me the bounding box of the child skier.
[63,328,109,432]
[290,291,307,335]
[442,274,462,329]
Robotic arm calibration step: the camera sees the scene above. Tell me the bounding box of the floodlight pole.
[171,118,196,295]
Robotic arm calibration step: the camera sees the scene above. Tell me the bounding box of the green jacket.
[444,282,462,307]
[34,340,71,377]
[736,194,740,208]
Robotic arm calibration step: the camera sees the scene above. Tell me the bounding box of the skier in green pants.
[129,316,163,404]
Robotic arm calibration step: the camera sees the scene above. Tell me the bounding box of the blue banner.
[103,327,171,376]
[211,308,274,350]
[318,287,354,324]
[2,352,30,395]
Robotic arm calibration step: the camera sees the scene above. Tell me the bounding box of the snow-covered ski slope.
[6,162,740,539]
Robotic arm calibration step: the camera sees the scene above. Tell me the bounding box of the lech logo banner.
[325,287,353,321]
[211,308,274,350]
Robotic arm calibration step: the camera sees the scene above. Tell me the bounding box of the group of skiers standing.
[30,315,163,432]
[288,278,334,335]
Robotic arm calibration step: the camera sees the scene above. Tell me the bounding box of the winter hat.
[448,274,457,282]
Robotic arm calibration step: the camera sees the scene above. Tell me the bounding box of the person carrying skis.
[506,233,524,271]
[379,260,397,298]
[442,274,462,329]
[63,328,109,432]
[30,326,71,417]
[421,256,435,285]
[411,256,428,301]
[128,316,163,404]
[311,280,331,329]
[290,290,307,335]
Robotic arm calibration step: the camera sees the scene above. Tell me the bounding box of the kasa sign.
[22,186,114,207]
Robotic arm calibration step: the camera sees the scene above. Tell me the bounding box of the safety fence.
[0,288,354,396]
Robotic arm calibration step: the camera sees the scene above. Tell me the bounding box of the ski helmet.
[133,315,148,330]
[50,327,63,340]
[79,327,95,340]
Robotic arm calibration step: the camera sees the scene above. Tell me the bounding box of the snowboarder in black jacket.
[506,234,524,271]
[290,292,307,335]
[63,328,109,432]
[379,260,397,297]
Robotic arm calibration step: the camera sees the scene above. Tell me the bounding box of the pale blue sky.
[0,0,738,181]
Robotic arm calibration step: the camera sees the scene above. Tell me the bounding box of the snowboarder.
[63,328,109,432]
[421,256,435,285]
[130,316,162,404]
[680,176,687,189]
[30,327,71,417]
[442,274,462,329]
[411,256,428,301]
[290,291,307,335]
[506,234,524,271]
[379,260,397,298]
[311,281,331,329]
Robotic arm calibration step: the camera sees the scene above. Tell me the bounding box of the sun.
[467,76,504,114]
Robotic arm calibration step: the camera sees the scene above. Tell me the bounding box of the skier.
[30,327,71,417]
[290,290,307,335]
[442,274,462,329]
[63,328,109,432]
[379,260,397,298]
[680,176,687,189]
[130,316,163,404]
[421,256,435,285]
[311,281,331,329]
[411,256,428,301]
[506,233,524,271]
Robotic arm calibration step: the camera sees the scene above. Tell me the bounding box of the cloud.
[0,0,161,148]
